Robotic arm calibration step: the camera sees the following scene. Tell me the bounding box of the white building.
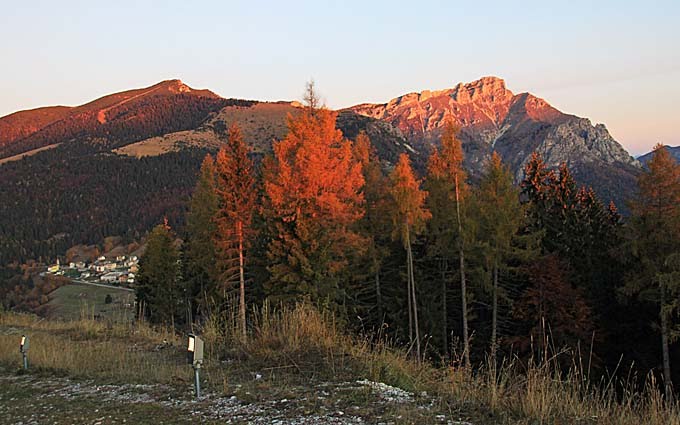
[100,272,122,283]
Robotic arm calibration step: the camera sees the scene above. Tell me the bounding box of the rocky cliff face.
[349,76,640,205]
[350,77,636,167]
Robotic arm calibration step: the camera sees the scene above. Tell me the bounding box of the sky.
[1,0,678,156]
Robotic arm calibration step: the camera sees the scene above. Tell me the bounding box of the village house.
[100,272,122,283]
[47,259,60,273]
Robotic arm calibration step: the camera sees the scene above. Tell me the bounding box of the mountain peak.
[149,79,220,98]
[458,75,506,89]
[161,79,192,93]
[349,76,524,134]
[450,76,511,104]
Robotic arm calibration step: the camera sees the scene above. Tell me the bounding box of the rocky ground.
[0,370,475,424]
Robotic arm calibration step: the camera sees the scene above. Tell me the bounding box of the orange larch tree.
[429,121,472,368]
[214,123,257,338]
[389,153,431,361]
[263,83,365,311]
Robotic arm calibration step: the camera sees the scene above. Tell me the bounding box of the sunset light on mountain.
[1,2,679,424]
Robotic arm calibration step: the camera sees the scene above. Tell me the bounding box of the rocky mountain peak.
[450,76,511,104]
[347,76,640,209]
[164,79,192,93]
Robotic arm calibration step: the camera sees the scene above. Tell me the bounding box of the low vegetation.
[45,283,135,321]
[1,304,678,424]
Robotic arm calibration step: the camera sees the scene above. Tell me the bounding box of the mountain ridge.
[348,76,637,170]
[0,76,646,264]
[0,76,643,206]
[638,145,680,165]
[347,76,641,207]
[0,79,226,159]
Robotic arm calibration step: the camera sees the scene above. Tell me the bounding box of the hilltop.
[0,79,226,159]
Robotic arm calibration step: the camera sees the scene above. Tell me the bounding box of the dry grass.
[0,311,185,384]
[201,302,680,424]
[1,304,678,424]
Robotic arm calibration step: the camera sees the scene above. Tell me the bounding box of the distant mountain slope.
[0,77,645,265]
[0,82,419,264]
[349,76,641,206]
[115,101,417,166]
[0,80,226,159]
[0,106,73,147]
[638,145,680,165]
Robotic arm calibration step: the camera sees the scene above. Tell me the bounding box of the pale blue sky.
[1,0,678,155]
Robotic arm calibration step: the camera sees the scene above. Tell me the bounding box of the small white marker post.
[187,334,204,398]
[19,335,29,370]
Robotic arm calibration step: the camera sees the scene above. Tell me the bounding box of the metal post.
[193,364,201,398]
[22,352,28,370]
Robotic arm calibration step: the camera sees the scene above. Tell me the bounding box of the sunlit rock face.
[349,76,640,207]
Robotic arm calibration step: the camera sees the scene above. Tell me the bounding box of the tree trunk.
[441,258,448,356]
[660,286,673,401]
[375,263,383,324]
[406,226,413,345]
[491,261,498,361]
[406,225,421,361]
[454,171,470,368]
[238,220,246,339]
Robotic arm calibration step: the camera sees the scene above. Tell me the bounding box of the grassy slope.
[0,311,470,424]
[115,102,299,158]
[0,306,678,424]
[46,283,135,322]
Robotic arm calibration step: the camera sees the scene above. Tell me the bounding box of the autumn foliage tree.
[214,123,257,338]
[511,255,593,359]
[264,83,365,312]
[389,153,431,360]
[428,121,471,367]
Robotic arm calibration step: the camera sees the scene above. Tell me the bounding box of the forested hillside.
[0,143,206,264]
[133,87,680,404]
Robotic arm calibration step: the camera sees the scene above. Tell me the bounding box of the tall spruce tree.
[184,154,219,318]
[424,150,458,354]
[214,123,257,338]
[474,153,525,360]
[353,132,392,325]
[625,144,680,400]
[136,220,182,327]
[429,122,472,368]
[522,153,623,358]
